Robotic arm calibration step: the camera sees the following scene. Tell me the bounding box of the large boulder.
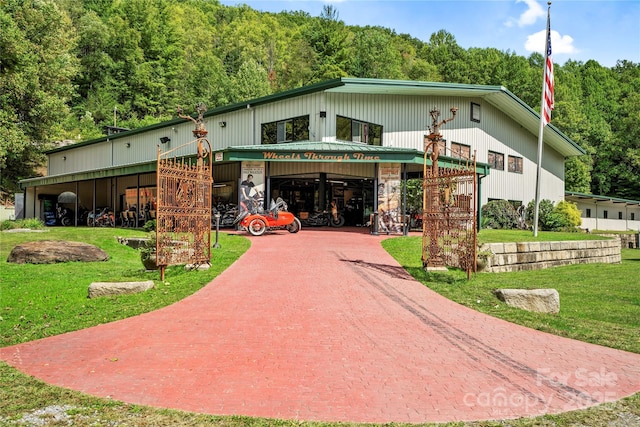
[88,281,154,298]
[7,240,109,264]
[494,288,560,314]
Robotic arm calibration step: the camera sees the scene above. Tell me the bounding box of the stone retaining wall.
[479,239,621,273]
[597,233,639,249]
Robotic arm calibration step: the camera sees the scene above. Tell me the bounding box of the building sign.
[261,151,381,162]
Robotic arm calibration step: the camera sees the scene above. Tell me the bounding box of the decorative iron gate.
[156,104,212,280]
[422,108,477,278]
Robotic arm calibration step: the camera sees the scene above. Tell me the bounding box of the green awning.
[21,142,490,189]
[20,162,156,189]
[214,141,490,175]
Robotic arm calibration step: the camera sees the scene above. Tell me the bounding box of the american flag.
[542,8,554,126]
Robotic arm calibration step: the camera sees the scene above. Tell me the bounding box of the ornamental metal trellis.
[422,107,477,279]
[156,103,212,281]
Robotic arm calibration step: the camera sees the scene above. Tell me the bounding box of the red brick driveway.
[2,228,640,423]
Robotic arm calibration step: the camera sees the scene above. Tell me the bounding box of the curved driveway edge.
[2,229,640,424]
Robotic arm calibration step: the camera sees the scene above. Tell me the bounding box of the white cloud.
[524,30,578,55]
[505,0,545,28]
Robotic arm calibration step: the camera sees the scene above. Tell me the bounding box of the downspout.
[402,162,408,236]
[477,173,485,231]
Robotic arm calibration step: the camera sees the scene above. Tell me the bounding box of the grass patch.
[477,228,611,243]
[1,227,250,347]
[382,234,640,354]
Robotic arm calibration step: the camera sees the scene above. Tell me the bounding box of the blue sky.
[220,0,639,67]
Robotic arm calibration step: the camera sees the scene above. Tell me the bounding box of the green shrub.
[402,178,423,215]
[0,220,14,230]
[0,218,44,230]
[526,199,582,231]
[526,199,555,230]
[143,219,156,232]
[554,201,582,227]
[481,200,520,229]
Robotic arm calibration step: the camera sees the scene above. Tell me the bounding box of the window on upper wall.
[604,210,608,219]
[632,213,635,220]
[488,151,504,170]
[586,208,591,218]
[336,116,382,146]
[425,137,446,156]
[451,142,471,159]
[619,212,623,220]
[470,102,481,123]
[508,155,523,173]
[261,115,309,144]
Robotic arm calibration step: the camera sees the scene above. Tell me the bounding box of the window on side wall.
[451,142,471,159]
[424,136,446,156]
[261,115,309,144]
[470,102,481,123]
[336,115,382,146]
[488,151,504,170]
[508,155,523,173]
[586,208,591,218]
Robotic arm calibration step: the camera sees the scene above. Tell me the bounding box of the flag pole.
[533,2,553,237]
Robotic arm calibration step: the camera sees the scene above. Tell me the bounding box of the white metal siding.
[571,199,640,231]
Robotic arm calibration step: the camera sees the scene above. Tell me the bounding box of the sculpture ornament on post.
[155,103,213,281]
[422,107,458,272]
[177,102,208,139]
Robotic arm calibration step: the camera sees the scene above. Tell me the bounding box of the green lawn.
[1,227,250,347]
[1,227,639,426]
[382,232,640,354]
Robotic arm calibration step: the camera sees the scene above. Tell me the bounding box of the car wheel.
[247,218,267,236]
[287,217,301,233]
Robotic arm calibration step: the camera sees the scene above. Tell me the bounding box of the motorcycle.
[212,202,239,228]
[87,207,115,227]
[301,209,345,227]
[238,197,301,236]
[56,206,74,226]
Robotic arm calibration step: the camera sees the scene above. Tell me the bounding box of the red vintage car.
[238,198,301,236]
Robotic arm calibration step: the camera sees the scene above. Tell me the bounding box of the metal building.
[19,78,584,229]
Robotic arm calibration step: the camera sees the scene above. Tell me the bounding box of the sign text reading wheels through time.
[261,151,381,161]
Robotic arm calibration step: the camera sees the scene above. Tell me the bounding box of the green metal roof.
[565,191,640,206]
[20,162,156,189]
[47,78,584,158]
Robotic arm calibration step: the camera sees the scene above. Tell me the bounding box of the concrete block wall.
[479,238,621,273]
[597,233,639,249]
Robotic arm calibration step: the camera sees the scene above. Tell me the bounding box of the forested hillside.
[1,0,638,201]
